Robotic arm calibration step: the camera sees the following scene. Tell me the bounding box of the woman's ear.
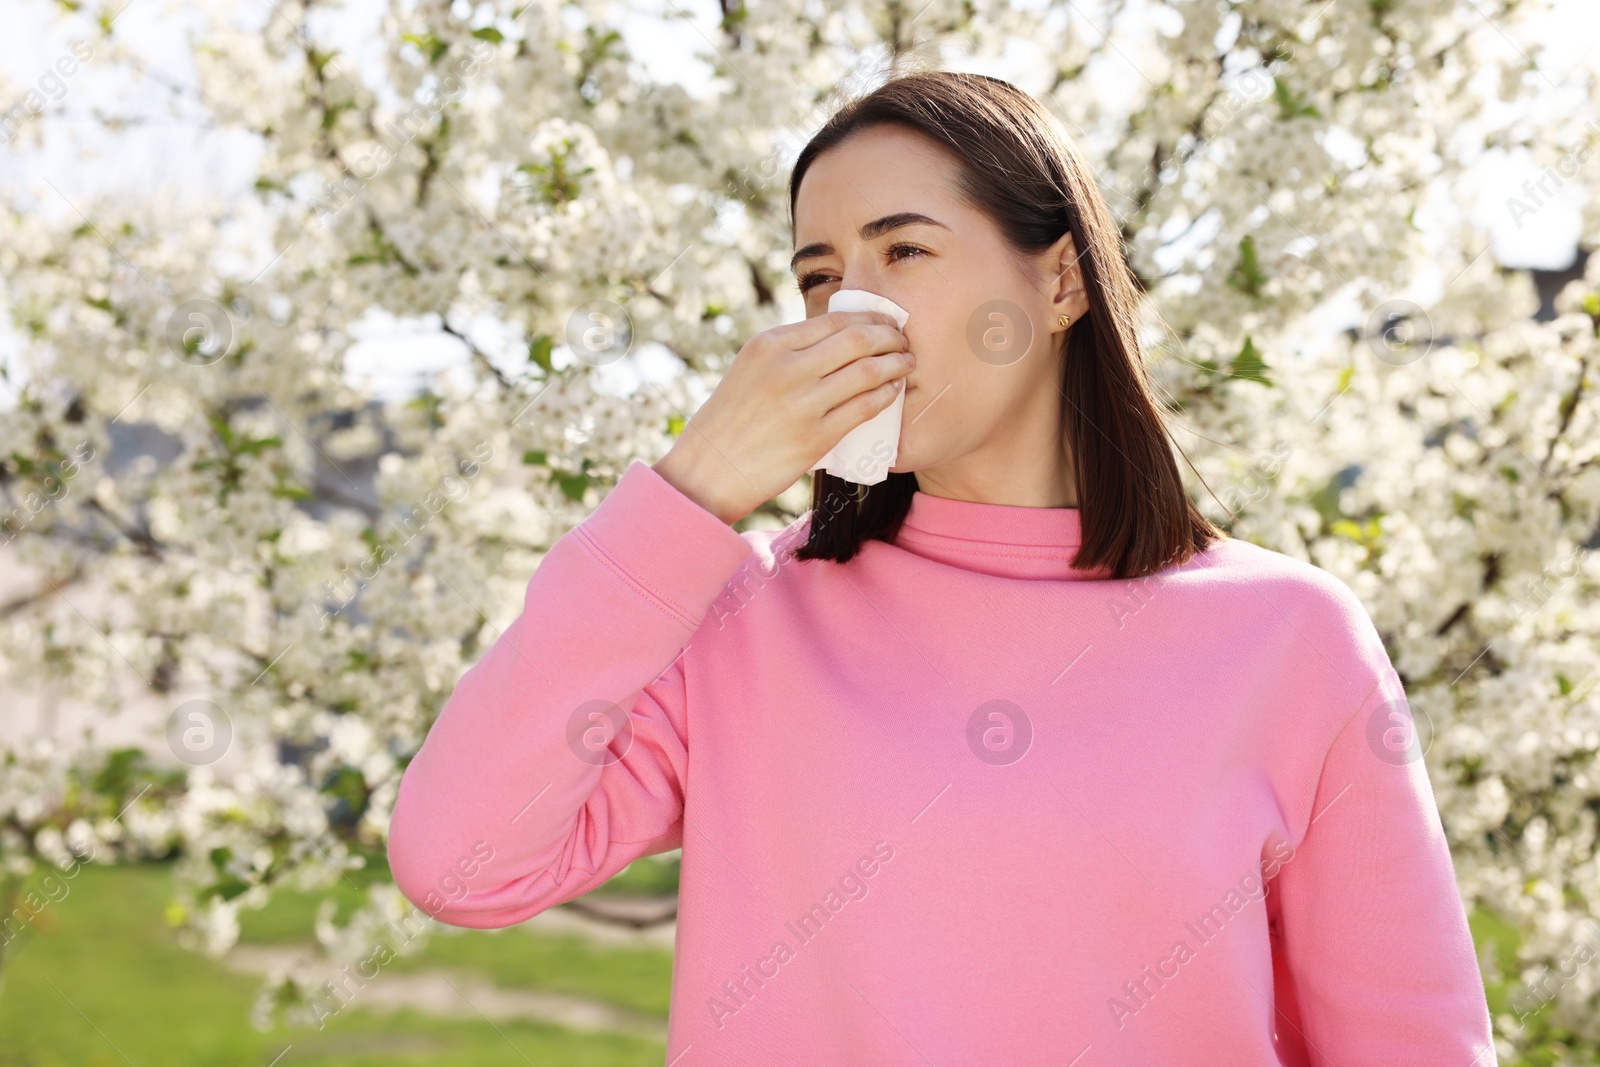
[1046,231,1090,333]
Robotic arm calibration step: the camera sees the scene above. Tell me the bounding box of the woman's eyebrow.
[789,212,950,273]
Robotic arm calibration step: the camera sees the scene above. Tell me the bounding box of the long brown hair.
[787,70,1219,580]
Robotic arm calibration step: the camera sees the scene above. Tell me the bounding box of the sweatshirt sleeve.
[385,459,754,928]
[1272,666,1497,1065]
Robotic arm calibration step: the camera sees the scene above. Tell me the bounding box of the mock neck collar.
[889,490,1104,580]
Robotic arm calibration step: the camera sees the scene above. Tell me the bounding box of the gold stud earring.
[1058,314,1072,329]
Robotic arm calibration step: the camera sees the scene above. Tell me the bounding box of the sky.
[1,0,1596,404]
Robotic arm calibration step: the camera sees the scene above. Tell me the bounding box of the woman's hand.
[652,310,916,525]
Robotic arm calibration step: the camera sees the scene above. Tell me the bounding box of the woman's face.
[791,124,1088,484]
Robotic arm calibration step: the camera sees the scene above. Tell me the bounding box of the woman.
[387,71,1496,1065]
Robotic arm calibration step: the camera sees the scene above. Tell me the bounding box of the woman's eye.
[797,246,926,292]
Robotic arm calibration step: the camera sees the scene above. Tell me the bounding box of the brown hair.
[787,70,1219,580]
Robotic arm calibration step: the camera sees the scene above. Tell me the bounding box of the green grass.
[390,926,672,1018]
[0,862,671,1067]
[1468,904,1599,1067]
[232,854,677,1017]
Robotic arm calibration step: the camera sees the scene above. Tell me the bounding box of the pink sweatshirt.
[387,459,1497,1066]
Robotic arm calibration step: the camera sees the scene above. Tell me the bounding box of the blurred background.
[2,0,1599,1063]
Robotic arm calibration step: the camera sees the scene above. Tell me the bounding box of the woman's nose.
[838,263,881,293]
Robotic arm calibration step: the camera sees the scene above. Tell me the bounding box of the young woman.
[387,72,1496,1065]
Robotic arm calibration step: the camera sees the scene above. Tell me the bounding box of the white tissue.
[807,288,910,486]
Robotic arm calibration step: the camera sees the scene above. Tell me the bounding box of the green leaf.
[201,877,253,903]
[1272,77,1322,120]
[1330,518,1364,541]
[517,138,595,205]
[528,333,553,372]
[555,471,590,502]
[235,435,282,457]
[522,450,547,465]
[1227,336,1274,386]
[1272,77,1294,113]
[471,26,504,43]
[401,32,448,65]
[1226,234,1266,298]
[347,227,409,270]
[88,747,162,801]
[667,413,686,437]
[407,390,445,428]
[323,765,371,824]
[1330,516,1382,546]
[208,413,236,448]
[305,47,341,75]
